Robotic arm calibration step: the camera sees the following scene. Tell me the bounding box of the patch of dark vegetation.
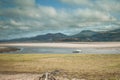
[0,47,20,53]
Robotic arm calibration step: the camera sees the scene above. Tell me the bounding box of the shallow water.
[2,46,120,54]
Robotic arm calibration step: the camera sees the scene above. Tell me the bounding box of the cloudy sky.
[0,0,120,40]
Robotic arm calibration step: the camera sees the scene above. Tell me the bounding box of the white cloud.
[60,0,92,6]
[97,0,120,9]
[39,6,57,17]
[59,0,120,19]
[75,9,116,21]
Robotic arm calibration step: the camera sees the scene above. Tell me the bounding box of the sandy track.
[0,73,82,80]
[0,73,41,80]
[0,42,120,48]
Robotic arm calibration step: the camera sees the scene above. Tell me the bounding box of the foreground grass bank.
[0,54,120,79]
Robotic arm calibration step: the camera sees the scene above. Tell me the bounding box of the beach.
[0,42,120,48]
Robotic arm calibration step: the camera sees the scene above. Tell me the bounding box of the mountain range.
[0,29,120,42]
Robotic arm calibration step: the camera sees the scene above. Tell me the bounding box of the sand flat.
[0,42,120,48]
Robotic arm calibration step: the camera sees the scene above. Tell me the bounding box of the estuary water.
[3,46,120,54]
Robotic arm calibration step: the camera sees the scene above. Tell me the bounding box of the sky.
[0,0,120,40]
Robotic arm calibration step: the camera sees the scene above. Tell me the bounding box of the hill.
[0,29,120,42]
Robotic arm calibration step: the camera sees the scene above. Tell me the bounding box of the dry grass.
[0,54,120,79]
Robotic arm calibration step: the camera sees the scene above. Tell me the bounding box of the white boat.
[72,49,82,53]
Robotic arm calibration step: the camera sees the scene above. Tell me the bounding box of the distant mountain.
[1,33,68,42]
[72,29,120,41]
[70,30,100,41]
[59,29,120,42]
[29,33,68,42]
[73,30,99,37]
[0,29,120,42]
[91,29,120,41]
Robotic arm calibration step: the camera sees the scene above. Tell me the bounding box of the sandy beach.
[0,42,120,48]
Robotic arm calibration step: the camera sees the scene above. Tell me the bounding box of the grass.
[0,54,120,79]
